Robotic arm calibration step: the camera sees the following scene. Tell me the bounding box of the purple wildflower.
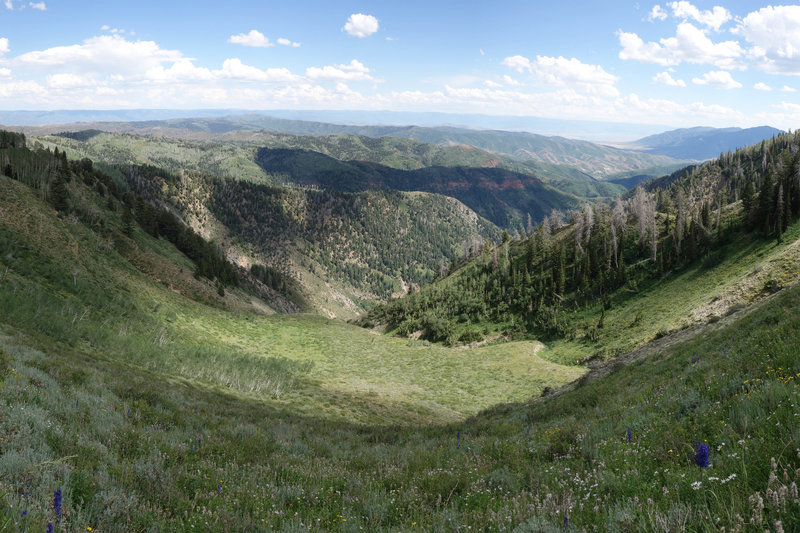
[47,523,53,533]
[695,443,710,468]
[21,510,27,517]
[564,514,569,530]
[53,487,62,522]
[456,430,460,449]
[627,427,632,442]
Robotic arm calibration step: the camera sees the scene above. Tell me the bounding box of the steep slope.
[253,147,581,228]
[121,165,500,316]
[364,130,800,359]
[627,125,783,160]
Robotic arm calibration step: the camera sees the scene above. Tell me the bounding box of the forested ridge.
[364,130,800,346]
[115,162,499,303]
[0,131,263,299]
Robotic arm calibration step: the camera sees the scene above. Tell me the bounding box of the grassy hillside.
[2,157,800,530]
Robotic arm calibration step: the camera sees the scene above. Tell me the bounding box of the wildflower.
[626,427,632,443]
[564,514,569,530]
[691,481,702,490]
[54,488,62,522]
[21,510,27,517]
[457,430,460,449]
[695,443,710,468]
[48,524,53,533]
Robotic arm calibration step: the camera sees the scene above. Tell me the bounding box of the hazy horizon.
[1,1,800,131]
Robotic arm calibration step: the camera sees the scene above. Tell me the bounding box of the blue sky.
[2,1,800,131]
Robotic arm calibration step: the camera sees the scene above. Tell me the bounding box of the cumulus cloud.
[277,37,300,48]
[46,73,96,88]
[502,74,522,86]
[484,80,502,88]
[305,59,375,81]
[15,35,183,77]
[754,82,772,91]
[228,30,273,48]
[502,54,618,96]
[782,85,797,92]
[692,70,742,89]
[0,37,8,55]
[733,5,800,75]
[618,23,743,69]
[144,59,215,82]
[501,55,531,72]
[29,1,45,10]
[4,0,11,9]
[668,1,730,31]
[343,13,379,38]
[216,58,297,83]
[653,71,686,86]
[649,5,668,22]
[0,67,10,77]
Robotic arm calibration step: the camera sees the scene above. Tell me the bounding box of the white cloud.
[0,80,47,99]
[0,37,8,55]
[15,35,183,77]
[692,70,742,89]
[277,37,300,48]
[649,5,668,22]
[29,1,45,10]
[734,5,800,75]
[100,25,110,31]
[501,55,531,72]
[502,54,618,96]
[668,1,730,31]
[144,59,215,82]
[46,73,95,88]
[343,13,379,38]
[4,0,12,9]
[782,85,797,93]
[653,71,686,86]
[754,82,772,91]
[484,80,502,88]
[216,58,297,83]
[0,67,10,77]
[305,59,375,81]
[618,23,743,69]
[479,48,485,56]
[228,30,273,48]
[502,74,522,86]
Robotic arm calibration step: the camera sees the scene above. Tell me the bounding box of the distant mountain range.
[625,125,783,160]
[0,108,668,140]
[19,113,684,179]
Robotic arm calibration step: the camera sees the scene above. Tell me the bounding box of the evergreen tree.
[758,172,774,236]
[741,180,755,217]
[49,173,69,212]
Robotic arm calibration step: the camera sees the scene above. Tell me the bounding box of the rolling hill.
[23,113,685,178]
